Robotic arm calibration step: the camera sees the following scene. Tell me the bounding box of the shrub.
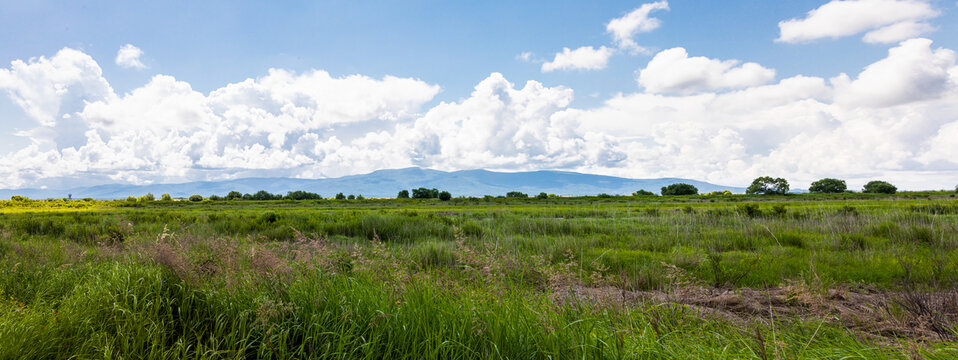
[809,178,847,193]
[536,192,548,199]
[188,194,203,202]
[633,189,655,196]
[356,195,365,200]
[505,191,528,198]
[397,190,410,199]
[661,183,698,196]
[226,191,243,200]
[746,176,789,195]
[738,203,761,217]
[438,191,452,201]
[160,193,172,201]
[596,193,613,198]
[126,196,136,202]
[142,193,155,201]
[10,195,28,201]
[335,193,346,200]
[347,194,356,200]
[863,180,897,194]
[208,195,224,201]
[771,204,787,217]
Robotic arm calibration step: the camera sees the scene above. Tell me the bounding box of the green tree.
[126,196,137,202]
[660,183,698,196]
[438,191,452,201]
[347,194,356,200]
[397,190,410,198]
[335,193,346,200]
[208,195,224,201]
[536,192,549,199]
[10,195,28,201]
[746,176,789,195]
[863,180,897,194]
[226,191,243,200]
[633,189,655,196]
[505,191,528,198]
[188,194,203,202]
[142,193,155,201]
[412,187,440,199]
[285,190,321,200]
[160,193,172,201]
[809,178,847,193]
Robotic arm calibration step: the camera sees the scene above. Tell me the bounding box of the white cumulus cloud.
[541,46,615,72]
[1,41,958,191]
[115,44,147,69]
[777,0,939,43]
[606,1,669,53]
[638,47,776,94]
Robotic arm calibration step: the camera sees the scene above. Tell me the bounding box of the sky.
[1,0,957,190]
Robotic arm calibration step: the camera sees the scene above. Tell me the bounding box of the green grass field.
[1,193,956,359]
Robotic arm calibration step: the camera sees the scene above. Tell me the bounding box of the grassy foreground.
[1,194,956,359]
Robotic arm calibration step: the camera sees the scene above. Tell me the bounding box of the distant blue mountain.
[0,168,745,199]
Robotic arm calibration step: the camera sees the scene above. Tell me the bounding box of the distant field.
[1,193,956,358]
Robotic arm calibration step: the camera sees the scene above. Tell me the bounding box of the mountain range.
[0,168,745,200]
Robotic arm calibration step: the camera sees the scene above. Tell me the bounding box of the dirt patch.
[556,284,958,342]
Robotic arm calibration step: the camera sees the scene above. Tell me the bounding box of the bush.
[809,178,847,193]
[746,176,789,195]
[738,203,761,217]
[506,191,528,198]
[536,192,548,199]
[397,190,410,199]
[160,193,172,201]
[633,189,656,196]
[226,191,243,200]
[208,195,224,201]
[347,194,356,200]
[661,183,698,196]
[335,193,346,200]
[188,194,203,202]
[126,196,136,202]
[438,191,452,201]
[863,180,897,194]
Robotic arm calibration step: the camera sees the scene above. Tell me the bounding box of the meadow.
[0,192,956,359]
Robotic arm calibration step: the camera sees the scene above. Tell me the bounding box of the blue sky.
[1,0,958,190]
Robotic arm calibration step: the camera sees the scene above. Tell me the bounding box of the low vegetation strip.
[0,194,956,358]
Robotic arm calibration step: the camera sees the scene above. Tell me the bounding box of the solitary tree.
[412,187,440,199]
[863,180,897,194]
[347,194,356,200]
[188,194,203,202]
[335,193,346,200]
[160,193,172,201]
[809,178,847,193]
[439,191,452,201]
[143,193,155,201]
[536,192,549,199]
[226,191,243,200]
[746,176,789,195]
[661,183,698,196]
[397,190,410,198]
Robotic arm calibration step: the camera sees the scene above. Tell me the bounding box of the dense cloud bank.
[1,37,958,190]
